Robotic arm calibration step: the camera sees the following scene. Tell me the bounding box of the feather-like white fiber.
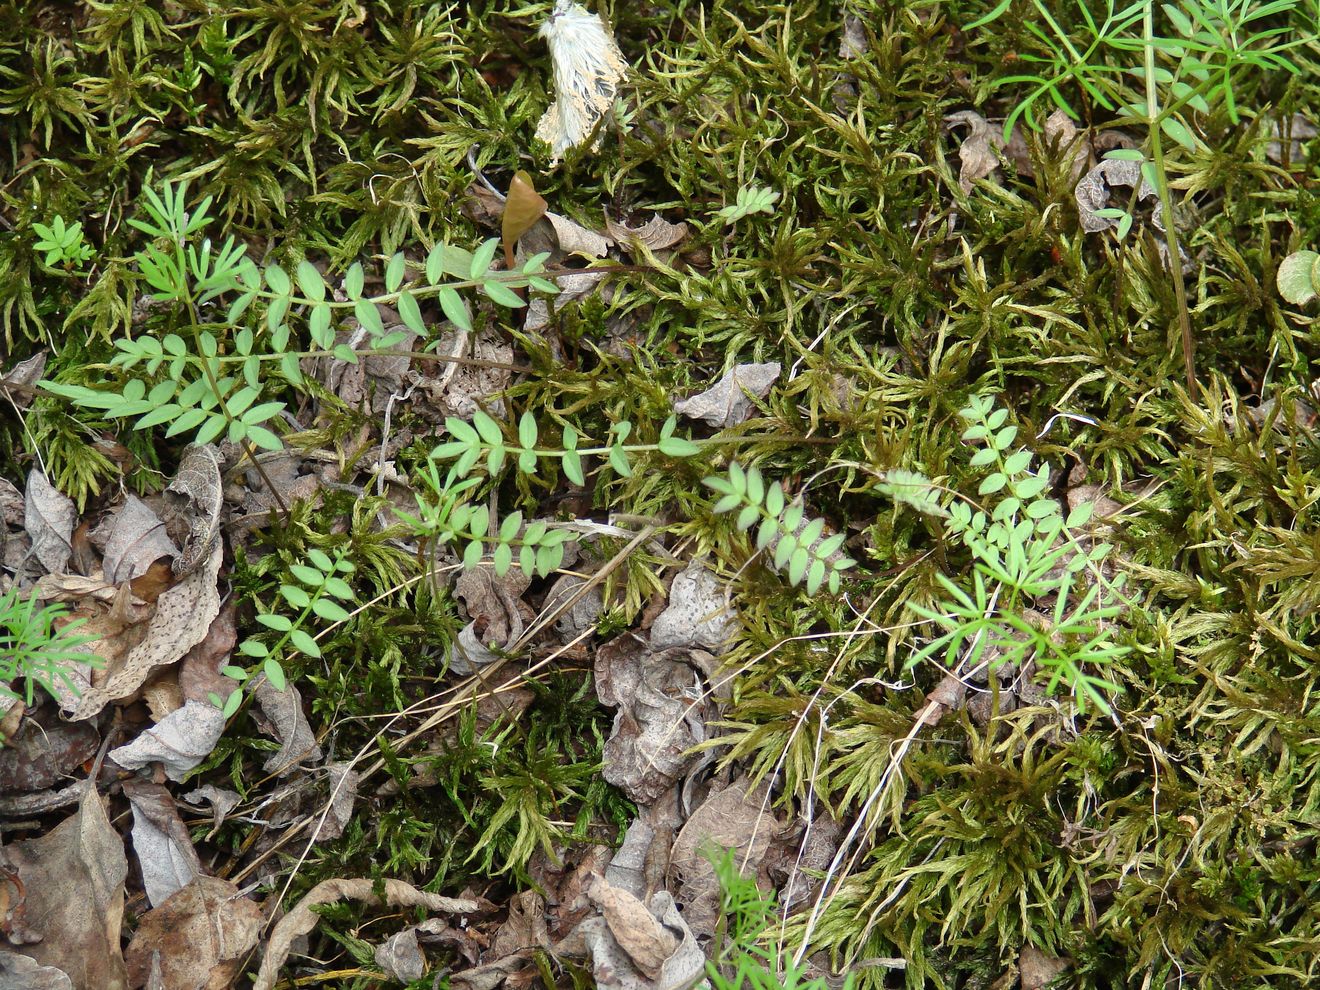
[536,1,627,161]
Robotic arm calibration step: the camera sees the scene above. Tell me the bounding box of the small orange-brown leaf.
[502,171,548,250]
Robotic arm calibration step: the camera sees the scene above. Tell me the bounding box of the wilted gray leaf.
[101,495,178,585]
[0,951,72,990]
[123,779,202,908]
[673,363,780,428]
[253,680,322,775]
[24,469,76,575]
[650,558,737,651]
[109,700,225,781]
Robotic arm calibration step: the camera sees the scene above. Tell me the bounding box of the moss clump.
[3,0,1320,985]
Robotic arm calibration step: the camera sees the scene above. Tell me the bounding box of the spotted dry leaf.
[66,541,223,720]
[164,445,223,578]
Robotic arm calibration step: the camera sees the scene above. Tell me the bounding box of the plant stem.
[1143,1,1197,398]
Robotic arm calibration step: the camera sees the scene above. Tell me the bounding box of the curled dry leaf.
[563,890,703,990]
[24,469,76,576]
[603,818,662,901]
[101,496,178,586]
[594,633,714,804]
[545,572,604,641]
[649,558,737,652]
[416,328,512,420]
[944,110,1004,192]
[668,777,784,936]
[603,215,689,254]
[0,352,46,412]
[122,780,202,908]
[3,785,128,990]
[1074,158,1157,234]
[253,878,485,990]
[33,572,146,606]
[447,567,530,675]
[67,541,223,720]
[673,362,780,429]
[374,928,425,984]
[586,877,677,979]
[109,700,226,782]
[124,876,262,990]
[311,762,360,841]
[180,784,241,838]
[163,446,223,579]
[0,951,72,990]
[490,889,550,958]
[770,813,841,912]
[252,679,322,775]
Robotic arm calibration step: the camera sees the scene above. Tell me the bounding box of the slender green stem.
[180,244,292,511]
[1143,1,1197,397]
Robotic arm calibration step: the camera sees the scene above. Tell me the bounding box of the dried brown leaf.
[124,876,262,990]
[603,215,689,254]
[0,714,98,793]
[4,786,128,990]
[0,352,46,411]
[944,110,1004,192]
[595,634,711,804]
[68,542,223,720]
[24,470,76,575]
[587,877,677,979]
[668,778,783,936]
[164,446,223,578]
[252,680,322,775]
[101,497,178,586]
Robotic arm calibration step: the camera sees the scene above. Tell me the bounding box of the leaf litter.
[4,1,1308,987]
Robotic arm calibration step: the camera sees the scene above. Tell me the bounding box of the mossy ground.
[2,0,1320,987]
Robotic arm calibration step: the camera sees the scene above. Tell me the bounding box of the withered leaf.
[109,700,225,782]
[669,778,783,936]
[124,876,262,990]
[67,542,223,720]
[650,558,736,652]
[673,362,780,429]
[0,951,72,990]
[4,786,128,990]
[24,469,76,575]
[587,877,676,979]
[253,679,322,775]
[595,634,710,804]
[101,496,178,586]
[604,215,689,254]
[253,879,484,990]
[122,780,202,908]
